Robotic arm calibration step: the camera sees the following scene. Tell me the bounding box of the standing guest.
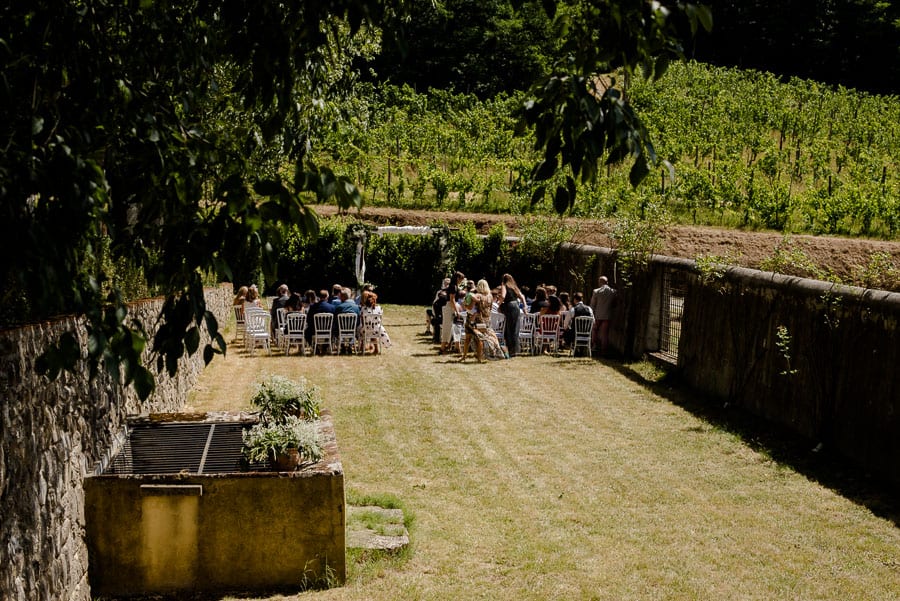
[589,276,617,355]
[460,279,506,363]
[430,277,451,343]
[498,273,526,357]
[233,286,249,306]
[440,271,465,355]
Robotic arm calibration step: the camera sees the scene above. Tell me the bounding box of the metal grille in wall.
[659,269,688,362]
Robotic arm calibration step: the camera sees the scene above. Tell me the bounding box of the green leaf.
[629,154,650,187]
[134,366,155,401]
[253,179,284,197]
[533,157,558,182]
[530,185,547,206]
[185,326,200,354]
[553,185,569,214]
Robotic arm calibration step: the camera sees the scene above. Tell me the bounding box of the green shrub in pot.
[242,415,324,468]
[250,374,321,422]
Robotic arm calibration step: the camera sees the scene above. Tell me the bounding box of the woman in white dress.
[360,291,392,353]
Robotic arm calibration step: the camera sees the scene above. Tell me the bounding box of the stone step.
[346,505,409,553]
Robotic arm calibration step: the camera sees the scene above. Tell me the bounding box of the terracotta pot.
[272,448,301,471]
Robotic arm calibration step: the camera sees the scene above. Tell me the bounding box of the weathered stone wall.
[677,265,900,485]
[556,245,900,487]
[0,284,232,601]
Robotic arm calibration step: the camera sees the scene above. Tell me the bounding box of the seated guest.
[333,287,360,315]
[542,294,562,315]
[329,283,343,304]
[270,284,290,333]
[233,286,249,306]
[360,290,392,352]
[304,289,335,345]
[245,284,262,307]
[355,283,374,306]
[332,287,360,352]
[529,286,549,314]
[285,292,303,312]
[563,291,593,348]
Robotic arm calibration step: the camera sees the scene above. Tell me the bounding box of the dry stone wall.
[0,284,232,601]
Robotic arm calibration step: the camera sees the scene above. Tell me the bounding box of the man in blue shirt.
[305,289,336,347]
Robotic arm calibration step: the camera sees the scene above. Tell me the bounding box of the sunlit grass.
[189,305,900,601]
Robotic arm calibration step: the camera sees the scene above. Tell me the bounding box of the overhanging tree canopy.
[0,0,709,398]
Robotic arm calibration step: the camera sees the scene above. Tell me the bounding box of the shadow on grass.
[606,355,900,528]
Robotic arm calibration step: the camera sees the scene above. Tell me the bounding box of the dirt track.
[314,205,900,289]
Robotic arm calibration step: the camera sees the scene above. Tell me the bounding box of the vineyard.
[315,61,900,240]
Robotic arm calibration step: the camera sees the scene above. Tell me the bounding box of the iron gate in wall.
[659,268,688,362]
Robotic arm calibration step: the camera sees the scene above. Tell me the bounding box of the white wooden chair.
[245,311,272,355]
[242,303,266,346]
[537,314,562,356]
[572,315,594,357]
[360,312,384,355]
[490,311,507,352]
[335,312,359,355]
[518,312,536,355]
[233,305,246,343]
[450,316,465,354]
[312,312,334,356]
[274,307,287,351]
[283,312,307,356]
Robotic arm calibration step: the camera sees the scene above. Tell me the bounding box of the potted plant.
[242,415,324,471]
[250,374,321,423]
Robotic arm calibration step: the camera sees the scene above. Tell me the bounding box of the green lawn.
[188,305,900,601]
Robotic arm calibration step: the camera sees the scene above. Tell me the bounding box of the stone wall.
[556,244,900,486]
[0,284,232,601]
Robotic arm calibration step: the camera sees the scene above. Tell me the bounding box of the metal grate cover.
[107,422,249,475]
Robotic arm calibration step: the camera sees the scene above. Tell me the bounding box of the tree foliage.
[1,0,703,397]
[693,0,900,95]
[368,0,558,97]
[1,0,387,397]
[519,0,712,212]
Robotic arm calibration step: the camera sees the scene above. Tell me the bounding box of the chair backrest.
[574,315,594,337]
[276,307,287,329]
[313,312,333,335]
[337,312,358,333]
[490,311,506,334]
[233,305,245,324]
[286,312,305,334]
[539,314,561,336]
[247,311,270,334]
[362,312,382,334]
[519,312,536,334]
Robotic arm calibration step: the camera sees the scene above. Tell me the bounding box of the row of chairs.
[234,304,384,356]
[491,312,593,357]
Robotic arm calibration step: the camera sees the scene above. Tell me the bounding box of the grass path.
[188,305,900,600]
